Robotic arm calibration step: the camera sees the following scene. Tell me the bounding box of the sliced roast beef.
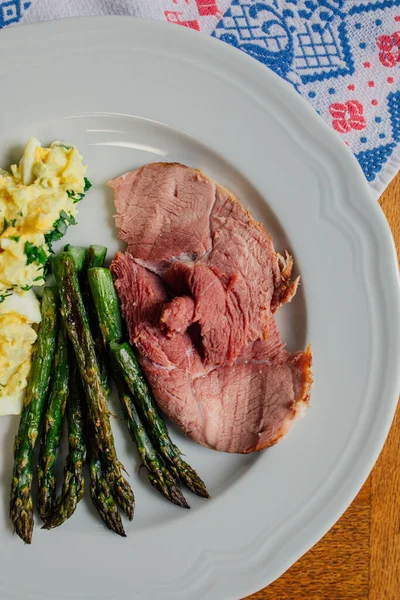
[110,163,298,365]
[109,163,312,454]
[109,164,215,266]
[161,296,195,336]
[111,252,312,454]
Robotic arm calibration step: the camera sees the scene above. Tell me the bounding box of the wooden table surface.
[245,174,400,600]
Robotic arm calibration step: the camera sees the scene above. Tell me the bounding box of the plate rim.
[0,16,399,600]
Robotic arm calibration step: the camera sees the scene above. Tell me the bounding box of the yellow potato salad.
[0,138,88,298]
[0,290,41,415]
[0,138,89,414]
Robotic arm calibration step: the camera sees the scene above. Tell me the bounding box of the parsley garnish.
[10,218,17,227]
[66,189,85,203]
[24,242,47,266]
[45,210,77,251]
[33,275,43,282]
[62,210,77,226]
[9,235,20,242]
[66,177,91,203]
[21,285,32,292]
[55,142,72,150]
[1,218,8,235]
[0,291,12,303]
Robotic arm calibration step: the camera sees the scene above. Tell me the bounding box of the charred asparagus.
[88,267,208,500]
[51,251,134,520]
[10,287,59,543]
[37,326,69,521]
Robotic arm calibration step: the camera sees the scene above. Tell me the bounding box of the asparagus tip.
[173,493,190,509]
[178,460,210,499]
[112,516,128,536]
[105,518,127,536]
[41,519,57,530]
[164,481,191,509]
[13,515,33,544]
[193,483,210,499]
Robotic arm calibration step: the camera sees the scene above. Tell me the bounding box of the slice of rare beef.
[109,163,298,365]
[111,252,312,454]
[109,163,312,453]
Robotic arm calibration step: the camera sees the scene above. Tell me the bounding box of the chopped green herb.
[66,189,85,203]
[33,275,43,282]
[54,142,72,150]
[62,210,77,226]
[45,210,77,251]
[24,241,47,266]
[8,235,20,242]
[10,218,17,227]
[65,177,91,203]
[18,211,23,217]
[21,285,32,291]
[1,218,9,235]
[0,291,12,303]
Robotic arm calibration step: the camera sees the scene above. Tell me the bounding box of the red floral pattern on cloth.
[376,32,400,67]
[329,101,367,134]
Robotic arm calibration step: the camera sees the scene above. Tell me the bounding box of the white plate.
[0,17,399,600]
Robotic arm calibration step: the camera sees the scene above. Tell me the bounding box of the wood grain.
[245,174,400,600]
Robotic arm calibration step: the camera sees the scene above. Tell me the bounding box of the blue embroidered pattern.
[388,90,400,142]
[356,142,396,182]
[348,0,400,16]
[356,90,400,181]
[212,0,400,183]
[0,0,30,28]
[212,1,354,86]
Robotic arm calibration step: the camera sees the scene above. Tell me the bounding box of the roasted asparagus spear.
[51,251,134,520]
[79,245,111,396]
[10,287,59,543]
[37,326,69,521]
[87,425,126,537]
[64,245,88,272]
[43,361,86,530]
[88,267,189,507]
[88,267,208,500]
[111,341,209,499]
[115,373,189,508]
